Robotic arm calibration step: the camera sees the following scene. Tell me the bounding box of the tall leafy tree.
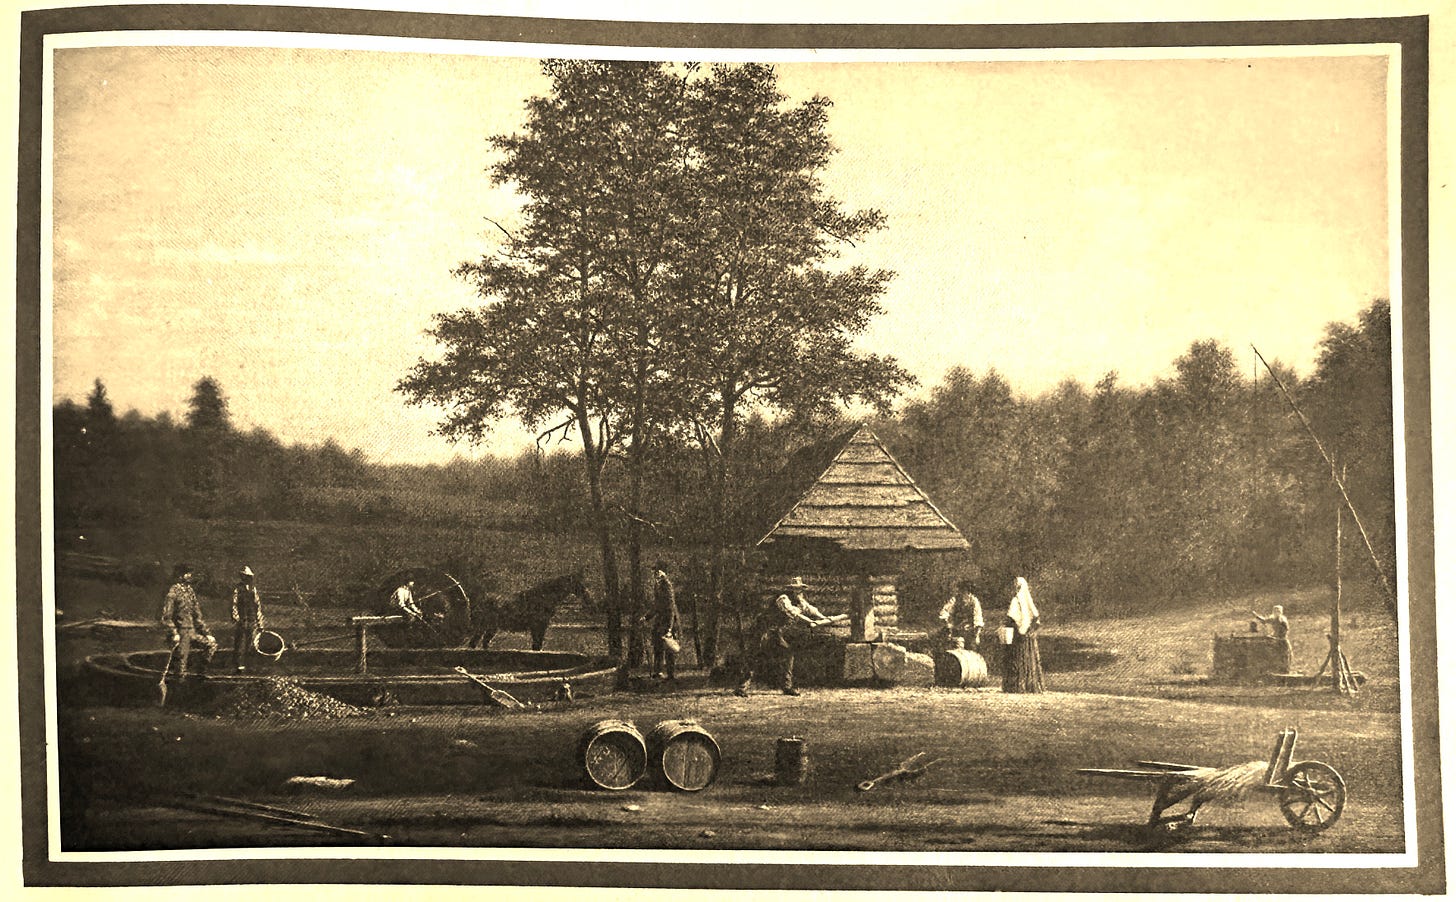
[1304,299,1395,604]
[399,60,695,659]
[671,63,911,663]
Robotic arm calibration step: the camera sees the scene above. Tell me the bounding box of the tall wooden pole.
[1333,484,1343,694]
[1251,345,1395,607]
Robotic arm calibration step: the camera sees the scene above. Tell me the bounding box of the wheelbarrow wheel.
[1278,761,1346,832]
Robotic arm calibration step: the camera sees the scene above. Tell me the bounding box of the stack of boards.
[578,718,722,792]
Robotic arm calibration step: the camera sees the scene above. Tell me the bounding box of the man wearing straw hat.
[734,576,828,697]
[230,565,265,672]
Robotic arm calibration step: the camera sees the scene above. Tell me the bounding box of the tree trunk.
[701,391,737,667]
[624,361,649,670]
[578,413,623,657]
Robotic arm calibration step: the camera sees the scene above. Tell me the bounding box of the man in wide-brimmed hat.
[734,576,828,697]
[230,565,265,672]
[160,563,216,680]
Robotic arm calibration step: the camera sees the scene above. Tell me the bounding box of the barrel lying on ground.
[647,719,721,792]
[934,648,990,687]
[578,719,648,790]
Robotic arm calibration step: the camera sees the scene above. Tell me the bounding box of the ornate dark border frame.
[14,5,1438,892]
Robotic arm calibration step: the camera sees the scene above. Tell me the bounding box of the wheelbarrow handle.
[857,754,939,791]
[857,775,898,792]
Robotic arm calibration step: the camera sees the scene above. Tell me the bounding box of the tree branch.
[535,417,575,450]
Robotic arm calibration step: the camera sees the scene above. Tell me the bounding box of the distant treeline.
[52,300,1394,610]
[879,300,1395,612]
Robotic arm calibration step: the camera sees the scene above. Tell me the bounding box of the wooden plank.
[1135,761,1203,771]
[799,493,927,511]
[1076,769,1185,783]
[780,506,953,529]
[835,443,895,463]
[818,461,911,485]
[769,526,970,549]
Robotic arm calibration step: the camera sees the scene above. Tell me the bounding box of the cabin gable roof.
[752,425,970,553]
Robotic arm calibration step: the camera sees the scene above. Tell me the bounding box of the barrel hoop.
[646,721,721,792]
[578,720,647,791]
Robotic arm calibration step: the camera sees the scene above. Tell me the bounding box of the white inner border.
[40,28,1414,870]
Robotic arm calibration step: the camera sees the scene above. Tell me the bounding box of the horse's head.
[570,569,596,609]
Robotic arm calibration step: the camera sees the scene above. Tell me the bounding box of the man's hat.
[653,560,667,572]
[171,563,192,580]
[784,576,810,590]
[239,565,255,578]
[956,578,975,591]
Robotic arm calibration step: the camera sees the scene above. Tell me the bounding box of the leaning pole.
[1251,344,1396,610]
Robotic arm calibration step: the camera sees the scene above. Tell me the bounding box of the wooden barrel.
[577,720,647,790]
[775,736,808,786]
[935,648,990,687]
[646,719,721,792]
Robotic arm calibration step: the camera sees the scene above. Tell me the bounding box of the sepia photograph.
[13,1,1444,893]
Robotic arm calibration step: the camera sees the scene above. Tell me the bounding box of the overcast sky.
[50,44,1390,464]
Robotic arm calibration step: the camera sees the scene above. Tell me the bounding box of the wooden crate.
[1210,634,1292,684]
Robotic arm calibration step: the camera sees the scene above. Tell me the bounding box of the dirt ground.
[55,576,1406,854]
[59,671,1404,853]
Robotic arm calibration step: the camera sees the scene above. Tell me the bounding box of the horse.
[465,570,594,651]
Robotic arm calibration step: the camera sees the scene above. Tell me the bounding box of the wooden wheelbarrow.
[1078,727,1346,832]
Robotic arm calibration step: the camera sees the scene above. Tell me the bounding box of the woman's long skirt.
[1002,631,1045,693]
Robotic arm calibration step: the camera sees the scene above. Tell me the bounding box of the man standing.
[649,562,682,681]
[230,565,265,672]
[735,577,827,697]
[161,563,216,680]
[939,579,984,646]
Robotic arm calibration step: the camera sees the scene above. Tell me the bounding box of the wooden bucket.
[935,648,990,688]
[646,719,721,792]
[775,736,808,786]
[577,720,647,791]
